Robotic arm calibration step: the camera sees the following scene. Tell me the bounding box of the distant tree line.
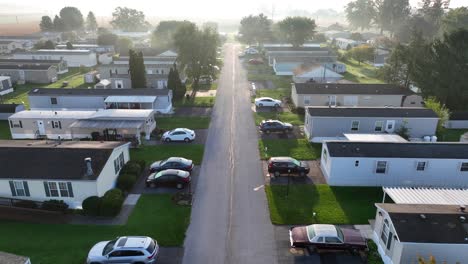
[40,7,97,32]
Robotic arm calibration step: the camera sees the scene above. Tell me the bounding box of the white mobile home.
[320,141,468,187]
[0,140,130,208]
[304,107,438,142]
[13,49,97,67]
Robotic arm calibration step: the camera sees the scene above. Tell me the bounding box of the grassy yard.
[156,116,211,130]
[438,129,468,142]
[248,74,292,89]
[255,88,291,100]
[1,68,89,109]
[0,121,11,139]
[259,139,322,160]
[131,144,205,165]
[0,194,191,264]
[254,111,304,126]
[174,96,215,107]
[341,59,384,84]
[265,185,383,225]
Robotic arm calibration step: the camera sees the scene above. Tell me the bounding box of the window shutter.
[9,120,13,128]
[23,181,30,197]
[43,181,50,197]
[19,121,22,128]
[9,181,17,196]
[67,182,74,197]
[52,121,55,128]
[387,232,393,250]
[58,121,62,129]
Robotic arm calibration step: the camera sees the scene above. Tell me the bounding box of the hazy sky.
[0,0,466,19]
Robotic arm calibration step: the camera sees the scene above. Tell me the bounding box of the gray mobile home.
[0,64,58,84]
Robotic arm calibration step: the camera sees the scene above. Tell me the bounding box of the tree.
[350,32,364,41]
[374,0,410,35]
[97,32,118,46]
[151,20,192,49]
[276,17,316,47]
[313,33,327,43]
[424,97,450,136]
[129,50,147,88]
[116,37,133,54]
[111,7,149,32]
[167,67,175,90]
[33,40,55,50]
[86,11,98,31]
[173,23,219,89]
[348,45,375,65]
[66,42,74,49]
[379,44,410,86]
[441,7,468,34]
[395,14,435,42]
[327,23,346,31]
[53,15,64,32]
[59,6,84,30]
[345,0,376,30]
[396,120,411,140]
[39,16,54,32]
[238,14,273,46]
[173,66,185,99]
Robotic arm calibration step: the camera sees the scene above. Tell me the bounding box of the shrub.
[41,200,69,212]
[117,173,137,192]
[14,200,38,209]
[135,160,146,172]
[292,107,305,115]
[121,162,141,176]
[100,189,124,217]
[82,196,101,216]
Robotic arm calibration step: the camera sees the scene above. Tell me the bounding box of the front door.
[328,95,337,106]
[37,120,45,135]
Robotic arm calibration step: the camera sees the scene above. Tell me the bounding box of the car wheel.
[274,104,280,108]
[165,138,171,143]
[150,182,157,188]
[299,171,306,177]
[274,171,280,177]
[258,103,263,107]
[184,137,190,143]
[176,183,183,189]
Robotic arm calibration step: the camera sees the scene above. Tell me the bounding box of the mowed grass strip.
[265,185,383,225]
[131,144,205,165]
[259,139,322,160]
[156,117,211,130]
[174,97,215,107]
[0,194,191,264]
[0,121,11,139]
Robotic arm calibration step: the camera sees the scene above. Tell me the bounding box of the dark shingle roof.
[450,111,468,121]
[325,141,468,159]
[28,88,171,96]
[264,46,329,52]
[377,204,468,244]
[0,59,63,64]
[0,141,126,181]
[294,83,414,95]
[0,104,20,113]
[307,107,438,118]
[0,64,53,70]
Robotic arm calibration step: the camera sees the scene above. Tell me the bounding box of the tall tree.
[424,97,450,135]
[276,17,317,47]
[238,14,273,46]
[111,7,149,32]
[345,0,376,30]
[129,50,147,88]
[441,7,468,34]
[39,16,54,32]
[151,20,192,49]
[86,11,98,31]
[43,40,56,49]
[419,0,446,37]
[59,6,84,30]
[173,66,185,99]
[167,67,176,90]
[116,37,133,54]
[174,23,219,89]
[348,45,375,65]
[53,15,64,32]
[374,0,410,35]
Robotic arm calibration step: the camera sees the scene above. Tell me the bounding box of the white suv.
[87,236,158,264]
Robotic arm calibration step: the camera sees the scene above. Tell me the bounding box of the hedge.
[99,189,124,217]
[82,196,101,216]
[41,200,69,212]
[117,173,137,192]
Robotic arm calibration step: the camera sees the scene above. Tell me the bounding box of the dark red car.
[248,58,264,65]
[289,224,367,251]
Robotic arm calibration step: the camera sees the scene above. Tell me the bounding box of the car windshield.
[292,159,301,166]
[335,226,344,242]
[103,239,117,255]
[180,158,191,165]
[160,159,168,165]
[306,225,316,242]
[146,239,157,254]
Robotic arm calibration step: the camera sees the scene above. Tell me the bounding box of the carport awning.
[383,187,468,205]
[104,96,157,104]
[70,119,143,129]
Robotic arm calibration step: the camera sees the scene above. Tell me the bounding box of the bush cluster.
[41,200,69,212]
[116,160,146,192]
[82,189,124,217]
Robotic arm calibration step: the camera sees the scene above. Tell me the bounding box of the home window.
[115,80,124,89]
[48,182,59,197]
[351,120,359,131]
[375,121,384,132]
[416,161,427,171]
[51,121,62,129]
[9,120,22,128]
[13,181,26,196]
[59,182,70,197]
[381,219,390,245]
[50,97,57,105]
[376,161,387,174]
[114,153,125,174]
[461,162,468,172]
[45,181,73,197]
[304,96,311,105]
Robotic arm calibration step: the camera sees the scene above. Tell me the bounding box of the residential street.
[182,43,278,264]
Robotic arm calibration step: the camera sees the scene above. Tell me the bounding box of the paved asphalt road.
[182,44,278,264]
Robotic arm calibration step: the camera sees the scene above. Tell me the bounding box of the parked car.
[259,120,293,134]
[255,97,282,108]
[245,47,259,54]
[199,75,213,85]
[87,236,159,264]
[267,157,310,177]
[248,58,263,65]
[146,169,191,189]
[150,157,194,173]
[289,224,367,251]
[162,128,196,143]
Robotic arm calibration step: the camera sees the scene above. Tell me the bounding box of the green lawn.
[248,74,292,89]
[0,194,191,264]
[131,144,205,165]
[265,185,383,225]
[174,96,215,107]
[0,121,11,139]
[341,59,385,84]
[156,116,211,130]
[438,129,468,142]
[2,68,89,109]
[259,139,322,160]
[254,111,304,126]
[255,88,291,100]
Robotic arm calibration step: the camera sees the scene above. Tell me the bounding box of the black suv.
[259,120,293,133]
[267,157,310,177]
